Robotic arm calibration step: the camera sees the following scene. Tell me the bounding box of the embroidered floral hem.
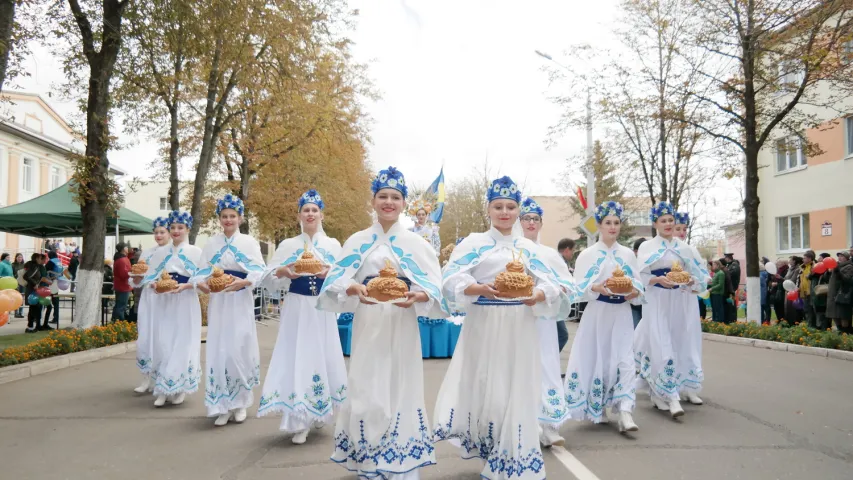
[136,356,152,375]
[635,352,704,399]
[332,409,436,477]
[538,387,570,426]
[564,369,637,422]
[152,363,200,396]
[205,364,261,406]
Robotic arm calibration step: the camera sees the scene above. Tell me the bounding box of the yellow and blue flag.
[427,167,445,224]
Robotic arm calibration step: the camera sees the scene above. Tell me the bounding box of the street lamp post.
[536,50,596,244]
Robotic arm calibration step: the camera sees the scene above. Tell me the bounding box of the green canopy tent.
[0,181,153,238]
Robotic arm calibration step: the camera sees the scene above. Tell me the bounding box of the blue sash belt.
[169,273,190,284]
[651,268,678,290]
[289,275,324,296]
[474,296,523,306]
[597,294,626,304]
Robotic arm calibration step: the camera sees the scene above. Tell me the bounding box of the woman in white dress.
[564,201,643,433]
[131,216,170,393]
[673,211,709,406]
[633,202,707,417]
[258,189,348,444]
[318,166,447,480]
[195,194,265,427]
[409,199,440,255]
[434,177,570,480]
[143,210,203,407]
[518,198,575,447]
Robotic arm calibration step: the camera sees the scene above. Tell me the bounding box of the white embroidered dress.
[318,221,447,478]
[195,233,265,417]
[410,223,440,256]
[633,236,707,401]
[564,241,644,422]
[131,245,165,377]
[258,232,348,432]
[434,227,570,480]
[143,241,203,397]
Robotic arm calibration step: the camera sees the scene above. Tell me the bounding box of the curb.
[702,332,853,361]
[0,342,137,386]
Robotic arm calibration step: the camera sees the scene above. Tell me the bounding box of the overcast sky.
[13,0,742,240]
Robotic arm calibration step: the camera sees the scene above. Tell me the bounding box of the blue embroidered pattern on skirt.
[634,352,703,397]
[434,409,545,478]
[564,369,635,418]
[153,362,199,394]
[258,373,347,417]
[136,356,152,373]
[333,409,435,472]
[540,388,567,422]
[205,364,261,406]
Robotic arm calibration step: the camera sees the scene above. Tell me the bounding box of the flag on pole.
[427,167,446,223]
[576,185,588,210]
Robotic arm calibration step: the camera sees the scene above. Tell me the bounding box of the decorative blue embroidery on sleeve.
[320,234,377,295]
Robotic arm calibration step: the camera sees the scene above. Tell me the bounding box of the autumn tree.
[543,0,727,214]
[437,164,493,248]
[683,0,853,322]
[49,0,131,328]
[0,1,42,94]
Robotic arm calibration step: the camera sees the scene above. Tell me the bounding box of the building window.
[22,158,34,193]
[625,209,651,226]
[777,214,810,252]
[50,166,61,190]
[775,136,806,172]
[846,116,853,157]
[159,197,168,211]
[778,60,804,86]
[843,41,853,64]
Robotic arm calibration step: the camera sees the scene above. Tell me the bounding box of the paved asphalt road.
[0,321,851,480]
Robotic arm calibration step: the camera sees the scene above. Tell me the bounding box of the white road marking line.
[551,445,601,480]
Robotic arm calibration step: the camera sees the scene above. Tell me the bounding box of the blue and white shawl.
[637,236,709,291]
[574,240,645,302]
[262,231,341,291]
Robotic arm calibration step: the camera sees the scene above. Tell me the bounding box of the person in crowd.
[827,251,853,334]
[722,255,738,323]
[42,251,65,325]
[0,253,13,278]
[809,253,832,330]
[556,238,576,348]
[769,259,788,323]
[565,201,642,434]
[801,250,816,328]
[69,251,79,292]
[785,256,804,324]
[759,257,771,323]
[318,167,444,479]
[710,260,727,323]
[631,238,647,328]
[23,253,49,332]
[111,243,132,322]
[12,253,26,318]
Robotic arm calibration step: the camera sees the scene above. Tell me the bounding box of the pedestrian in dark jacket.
[769,261,788,323]
[785,256,804,325]
[827,252,853,333]
[760,258,771,324]
[710,260,727,323]
[23,253,51,332]
[112,243,132,321]
[12,253,26,318]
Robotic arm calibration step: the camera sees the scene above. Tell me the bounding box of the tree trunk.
[71,0,127,329]
[742,0,761,324]
[0,0,15,92]
[167,103,180,210]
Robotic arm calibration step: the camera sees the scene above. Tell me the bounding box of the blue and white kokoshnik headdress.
[487,176,522,204]
[152,216,169,230]
[520,197,543,217]
[167,210,193,229]
[674,211,690,225]
[298,189,325,210]
[216,193,245,216]
[594,200,624,223]
[371,166,408,198]
[649,201,676,223]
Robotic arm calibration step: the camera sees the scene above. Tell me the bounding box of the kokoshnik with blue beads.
[262,231,342,292]
[574,240,645,302]
[316,220,449,318]
[442,228,580,318]
[193,232,267,285]
[637,235,709,291]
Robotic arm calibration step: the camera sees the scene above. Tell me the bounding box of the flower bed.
[701,320,853,351]
[0,321,138,367]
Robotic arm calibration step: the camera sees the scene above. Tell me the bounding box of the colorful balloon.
[0,290,22,311]
[783,279,797,292]
[0,277,17,290]
[57,278,70,291]
[38,296,52,306]
[36,287,51,298]
[813,262,827,275]
[764,262,778,276]
[28,293,40,306]
[0,311,8,327]
[823,257,838,270]
[786,291,799,301]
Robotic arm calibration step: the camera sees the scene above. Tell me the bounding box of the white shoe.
[598,412,610,424]
[233,408,247,423]
[214,413,231,427]
[170,393,186,405]
[154,395,167,407]
[618,411,639,432]
[134,379,150,394]
[652,396,670,411]
[539,426,565,448]
[292,429,310,444]
[669,399,685,418]
[312,420,326,430]
[686,392,703,405]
